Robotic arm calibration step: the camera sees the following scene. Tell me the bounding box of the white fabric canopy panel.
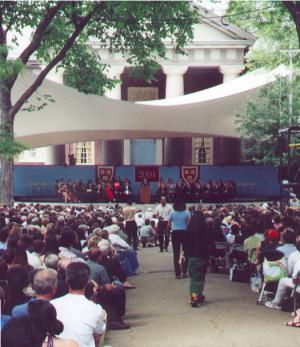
[13,66,283,148]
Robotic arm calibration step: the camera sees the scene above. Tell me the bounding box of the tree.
[0,1,198,205]
[235,77,300,165]
[226,1,300,165]
[226,1,298,70]
[282,1,300,46]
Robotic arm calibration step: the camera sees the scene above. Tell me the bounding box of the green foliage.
[235,77,300,165]
[62,42,117,95]
[226,1,298,70]
[22,94,55,112]
[0,0,198,160]
[21,1,198,93]
[0,124,27,158]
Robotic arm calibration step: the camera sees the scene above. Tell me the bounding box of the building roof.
[192,3,256,43]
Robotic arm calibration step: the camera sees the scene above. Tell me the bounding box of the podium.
[140,185,151,204]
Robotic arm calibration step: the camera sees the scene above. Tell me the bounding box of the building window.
[193,137,213,165]
[75,142,94,164]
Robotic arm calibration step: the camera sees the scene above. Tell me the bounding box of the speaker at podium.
[140,178,151,204]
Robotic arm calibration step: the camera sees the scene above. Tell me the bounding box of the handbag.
[230,263,251,283]
[263,257,287,282]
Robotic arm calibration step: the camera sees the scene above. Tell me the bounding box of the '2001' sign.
[135,166,160,182]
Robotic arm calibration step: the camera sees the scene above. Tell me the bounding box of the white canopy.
[13,66,283,148]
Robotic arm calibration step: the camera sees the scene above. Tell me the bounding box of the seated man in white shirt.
[265,237,300,310]
[277,227,297,263]
[51,262,106,347]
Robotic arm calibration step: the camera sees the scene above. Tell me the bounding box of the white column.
[123,139,131,165]
[105,66,124,100]
[163,66,188,165]
[220,66,244,83]
[156,139,163,165]
[163,66,187,98]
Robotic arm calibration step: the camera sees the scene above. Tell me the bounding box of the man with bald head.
[12,268,58,317]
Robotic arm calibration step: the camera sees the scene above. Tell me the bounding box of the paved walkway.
[105,248,299,347]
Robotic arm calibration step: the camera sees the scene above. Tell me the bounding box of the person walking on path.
[180,210,216,307]
[168,198,191,279]
[123,200,138,250]
[155,196,173,252]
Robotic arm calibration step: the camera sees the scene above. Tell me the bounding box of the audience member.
[51,262,106,347]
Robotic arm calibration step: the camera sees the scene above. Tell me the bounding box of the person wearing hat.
[256,229,284,265]
[289,193,300,208]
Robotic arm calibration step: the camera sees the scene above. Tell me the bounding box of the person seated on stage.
[75,179,85,202]
[122,179,132,202]
[139,219,156,248]
[190,179,202,203]
[166,177,175,203]
[85,179,95,193]
[95,180,105,202]
[175,178,187,201]
[69,181,78,203]
[156,178,167,202]
[212,180,221,202]
[112,178,123,202]
[57,182,71,203]
[105,182,114,202]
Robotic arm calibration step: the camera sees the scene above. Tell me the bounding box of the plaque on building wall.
[127,87,158,102]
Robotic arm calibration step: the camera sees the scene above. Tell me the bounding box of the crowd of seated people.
[1,200,300,344]
[0,202,143,347]
[156,178,237,203]
[185,200,300,326]
[56,178,133,203]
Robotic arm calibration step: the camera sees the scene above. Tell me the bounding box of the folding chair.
[210,242,229,273]
[257,256,287,304]
[229,244,249,266]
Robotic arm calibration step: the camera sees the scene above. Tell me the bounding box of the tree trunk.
[0,89,14,206]
[282,1,300,46]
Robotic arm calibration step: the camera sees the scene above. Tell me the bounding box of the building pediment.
[190,3,255,46]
